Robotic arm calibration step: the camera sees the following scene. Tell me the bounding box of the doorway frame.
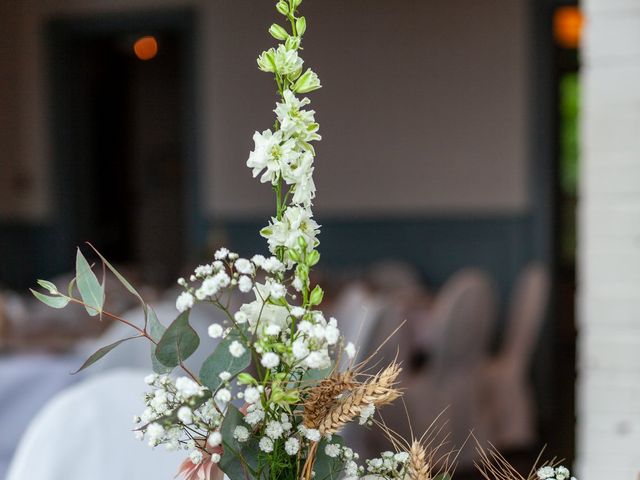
[45,7,203,274]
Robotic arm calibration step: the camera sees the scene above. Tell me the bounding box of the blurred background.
[0,0,635,479]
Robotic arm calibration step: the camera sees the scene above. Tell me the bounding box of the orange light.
[133,36,158,61]
[554,6,583,49]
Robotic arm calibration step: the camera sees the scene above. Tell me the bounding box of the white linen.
[0,354,82,479]
[6,369,188,480]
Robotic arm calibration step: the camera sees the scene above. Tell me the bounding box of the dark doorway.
[47,10,199,285]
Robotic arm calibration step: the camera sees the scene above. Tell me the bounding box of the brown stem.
[68,298,200,384]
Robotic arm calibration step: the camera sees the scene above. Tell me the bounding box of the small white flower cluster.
[360,450,411,479]
[536,466,576,480]
[133,375,220,465]
[321,443,362,480]
[175,249,287,313]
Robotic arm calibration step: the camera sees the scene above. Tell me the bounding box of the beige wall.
[0,0,530,220]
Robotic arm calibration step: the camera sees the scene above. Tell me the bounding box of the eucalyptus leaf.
[314,436,345,480]
[36,279,58,294]
[219,404,261,480]
[87,243,146,310]
[155,311,199,368]
[30,289,70,309]
[147,307,172,374]
[199,328,251,391]
[75,248,104,316]
[72,336,140,374]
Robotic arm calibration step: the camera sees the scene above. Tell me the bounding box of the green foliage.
[199,328,251,391]
[314,436,345,480]
[30,289,70,309]
[220,404,261,480]
[72,336,141,374]
[75,248,104,316]
[155,311,200,368]
[147,307,172,374]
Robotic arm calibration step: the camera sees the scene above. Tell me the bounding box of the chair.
[480,262,550,450]
[368,268,497,468]
[6,369,189,480]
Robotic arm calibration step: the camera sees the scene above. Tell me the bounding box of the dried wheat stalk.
[407,440,433,480]
[314,362,402,435]
[302,371,356,429]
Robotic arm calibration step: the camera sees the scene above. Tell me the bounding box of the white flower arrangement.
[31,1,575,480]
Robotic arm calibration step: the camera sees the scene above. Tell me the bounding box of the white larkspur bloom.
[244,386,261,404]
[259,436,274,453]
[215,388,232,404]
[262,205,320,256]
[261,352,280,369]
[238,275,253,293]
[175,377,202,399]
[275,90,320,142]
[247,129,299,184]
[285,437,300,455]
[233,426,250,443]
[234,258,254,275]
[229,340,246,358]
[207,431,222,447]
[345,342,356,359]
[257,44,303,76]
[177,406,193,424]
[208,323,224,339]
[325,443,341,458]
[175,292,194,312]
[359,403,375,425]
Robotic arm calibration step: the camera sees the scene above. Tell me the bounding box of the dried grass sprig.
[474,440,553,480]
[374,407,457,480]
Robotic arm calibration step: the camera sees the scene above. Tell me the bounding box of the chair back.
[502,262,550,367]
[429,269,497,376]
